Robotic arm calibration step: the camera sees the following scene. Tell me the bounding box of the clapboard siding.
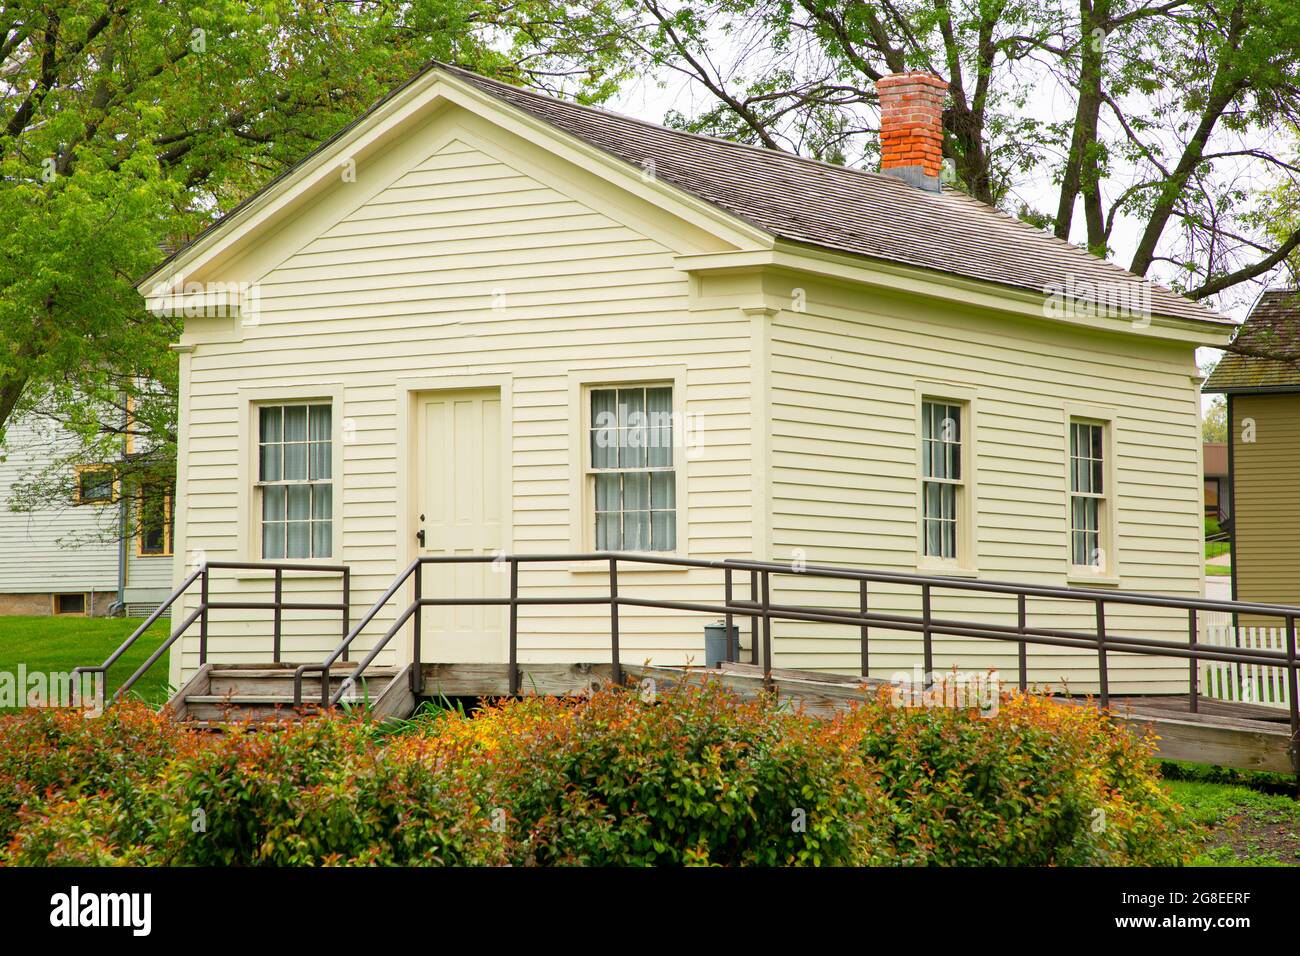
[0,415,119,599]
[166,98,1214,696]
[766,284,1204,692]
[124,548,173,606]
[1232,393,1300,619]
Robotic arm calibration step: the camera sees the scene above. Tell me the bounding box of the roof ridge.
[437,63,945,196]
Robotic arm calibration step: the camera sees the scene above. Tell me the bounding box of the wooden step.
[168,662,417,724]
[208,667,398,696]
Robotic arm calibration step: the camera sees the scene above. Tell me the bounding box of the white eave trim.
[674,244,1235,347]
[144,286,244,319]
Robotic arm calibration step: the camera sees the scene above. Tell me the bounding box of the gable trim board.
[140,69,763,301]
[149,64,1221,693]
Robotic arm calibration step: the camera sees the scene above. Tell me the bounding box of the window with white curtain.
[588,385,676,552]
[921,399,964,560]
[1069,419,1106,568]
[257,403,333,559]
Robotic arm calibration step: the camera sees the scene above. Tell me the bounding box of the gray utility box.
[703,620,741,668]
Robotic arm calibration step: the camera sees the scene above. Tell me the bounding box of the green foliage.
[435,685,887,866]
[523,0,1300,298]
[0,682,1192,866]
[844,692,1194,866]
[0,702,189,850]
[1160,759,1296,796]
[143,718,507,865]
[0,0,620,480]
[1203,394,1228,443]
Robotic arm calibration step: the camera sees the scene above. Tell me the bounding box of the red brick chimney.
[876,71,948,192]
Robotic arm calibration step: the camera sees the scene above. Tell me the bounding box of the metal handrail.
[306,551,1299,774]
[72,566,205,706]
[293,558,420,707]
[75,561,350,709]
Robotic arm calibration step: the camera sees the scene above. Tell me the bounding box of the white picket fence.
[1198,615,1292,709]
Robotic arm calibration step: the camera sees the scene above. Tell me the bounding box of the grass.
[1162,761,1300,866]
[1206,565,1232,576]
[0,615,172,710]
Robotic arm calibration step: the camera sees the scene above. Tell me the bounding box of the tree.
[1202,393,1226,442]
[0,0,617,527]
[524,0,1300,304]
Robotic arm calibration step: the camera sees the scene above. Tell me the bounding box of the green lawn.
[1164,766,1300,865]
[0,615,172,710]
[1206,564,1232,576]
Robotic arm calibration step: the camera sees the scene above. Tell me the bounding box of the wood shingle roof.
[1204,289,1300,392]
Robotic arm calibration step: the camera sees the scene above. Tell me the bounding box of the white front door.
[415,388,505,662]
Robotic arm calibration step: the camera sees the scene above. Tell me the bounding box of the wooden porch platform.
[415,661,1298,776]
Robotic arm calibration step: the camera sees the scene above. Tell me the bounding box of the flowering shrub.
[0,681,1192,867]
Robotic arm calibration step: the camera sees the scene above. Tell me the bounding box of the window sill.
[916,561,980,579]
[233,565,348,582]
[567,555,689,574]
[1066,571,1121,588]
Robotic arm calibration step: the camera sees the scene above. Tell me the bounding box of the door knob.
[416,529,426,546]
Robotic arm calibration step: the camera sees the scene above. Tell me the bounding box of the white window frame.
[915,385,978,574]
[1064,404,1118,582]
[567,366,688,563]
[237,384,344,570]
[255,402,334,560]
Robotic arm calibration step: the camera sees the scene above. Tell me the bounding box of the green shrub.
[0,682,1192,867]
[3,794,150,866]
[144,717,506,865]
[430,682,888,866]
[0,702,187,848]
[841,690,1194,865]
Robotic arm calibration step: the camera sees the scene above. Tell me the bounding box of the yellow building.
[139,64,1231,694]
[1204,288,1300,618]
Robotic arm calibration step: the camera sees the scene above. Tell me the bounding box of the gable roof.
[1204,288,1300,392]
[442,65,1224,327]
[145,60,1226,328]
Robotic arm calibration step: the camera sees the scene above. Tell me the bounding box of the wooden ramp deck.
[415,661,1298,777]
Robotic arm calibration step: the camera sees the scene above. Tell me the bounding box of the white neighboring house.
[0,413,174,618]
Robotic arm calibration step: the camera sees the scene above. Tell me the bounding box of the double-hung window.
[257,403,333,559]
[589,385,676,552]
[921,399,964,560]
[1069,420,1106,568]
[137,481,174,557]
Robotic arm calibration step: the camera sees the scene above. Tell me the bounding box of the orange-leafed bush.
[0,680,1192,867]
[0,701,191,851]
[407,682,889,866]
